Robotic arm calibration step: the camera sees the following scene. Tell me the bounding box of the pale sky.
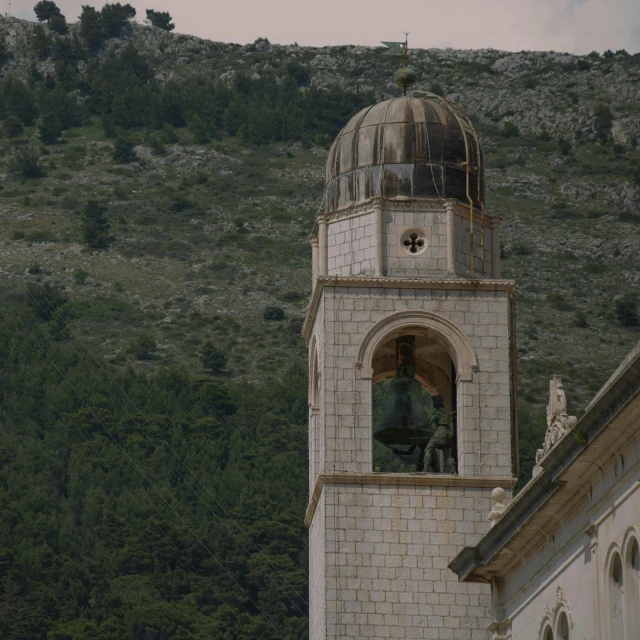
[7,0,640,54]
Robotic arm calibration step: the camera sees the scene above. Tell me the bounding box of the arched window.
[541,623,554,640]
[556,611,569,640]
[624,536,640,636]
[609,551,625,639]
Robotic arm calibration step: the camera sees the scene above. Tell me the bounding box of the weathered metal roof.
[324,95,484,213]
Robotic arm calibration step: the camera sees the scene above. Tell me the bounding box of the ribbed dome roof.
[324,95,484,213]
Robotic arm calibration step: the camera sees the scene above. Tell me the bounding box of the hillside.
[0,11,639,639]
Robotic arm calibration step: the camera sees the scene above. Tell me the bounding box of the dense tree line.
[0,293,309,639]
[0,12,372,147]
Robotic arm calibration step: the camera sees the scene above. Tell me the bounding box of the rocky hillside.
[1,15,639,468]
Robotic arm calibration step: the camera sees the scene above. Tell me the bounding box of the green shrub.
[128,331,157,360]
[39,112,63,144]
[162,123,179,143]
[558,138,571,155]
[615,296,639,327]
[546,293,575,312]
[112,134,137,163]
[10,146,46,178]
[26,282,68,321]
[572,310,589,328]
[188,115,211,143]
[511,243,532,256]
[201,341,227,374]
[149,134,165,155]
[501,121,520,138]
[81,200,110,249]
[3,116,24,138]
[73,268,88,284]
[263,305,285,321]
[619,211,640,224]
[279,291,305,303]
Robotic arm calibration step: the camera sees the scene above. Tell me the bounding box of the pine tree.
[48,13,68,35]
[112,133,137,163]
[33,0,61,22]
[38,112,63,144]
[81,200,110,249]
[201,341,228,374]
[146,9,175,31]
[79,5,105,52]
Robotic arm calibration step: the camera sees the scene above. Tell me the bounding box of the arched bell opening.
[371,331,458,474]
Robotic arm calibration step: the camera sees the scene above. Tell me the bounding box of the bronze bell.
[373,336,434,447]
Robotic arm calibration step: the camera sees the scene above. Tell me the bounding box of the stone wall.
[312,285,513,478]
[322,200,497,281]
[309,480,496,640]
[382,208,448,276]
[327,211,378,276]
[498,417,640,640]
[453,212,493,278]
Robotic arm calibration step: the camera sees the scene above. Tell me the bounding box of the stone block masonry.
[312,285,514,479]
[305,278,517,640]
[309,478,501,640]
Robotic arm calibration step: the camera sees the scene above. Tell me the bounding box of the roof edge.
[449,340,640,582]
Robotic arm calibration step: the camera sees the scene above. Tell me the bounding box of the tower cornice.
[302,276,515,341]
[305,472,519,527]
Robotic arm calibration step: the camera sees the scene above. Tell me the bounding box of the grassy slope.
[1,19,639,479]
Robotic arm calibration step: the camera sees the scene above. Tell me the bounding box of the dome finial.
[382,33,417,96]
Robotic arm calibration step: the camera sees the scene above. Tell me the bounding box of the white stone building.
[304,91,640,640]
[450,342,640,640]
[304,94,519,639]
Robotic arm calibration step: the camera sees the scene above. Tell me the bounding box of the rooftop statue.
[535,376,577,469]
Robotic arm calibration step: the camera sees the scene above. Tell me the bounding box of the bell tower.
[304,92,518,640]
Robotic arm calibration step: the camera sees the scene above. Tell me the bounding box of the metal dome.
[324,94,484,213]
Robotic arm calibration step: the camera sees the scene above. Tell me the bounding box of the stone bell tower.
[303,93,518,640]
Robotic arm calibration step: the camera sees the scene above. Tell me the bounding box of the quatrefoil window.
[400,228,428,256]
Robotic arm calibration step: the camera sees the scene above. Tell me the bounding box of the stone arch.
[606,545,625,640]
[554,608,570,640]
[355,310,479,382]
[623,529,640,637]
[539,620,554,640]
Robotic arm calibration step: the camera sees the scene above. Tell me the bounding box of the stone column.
[490,218,502,279]
[375,201,384,277]
[318,218,328,276]
[445,200,456,277]
[310,236,319,288]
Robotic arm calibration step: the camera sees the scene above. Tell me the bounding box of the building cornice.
[305,472,518,528]
[449,340,640,583]
[302,276,515,341]
[317,197,501,227]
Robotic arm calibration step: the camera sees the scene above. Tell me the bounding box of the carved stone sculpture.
[534,376,577,471]
[488,487,506,528]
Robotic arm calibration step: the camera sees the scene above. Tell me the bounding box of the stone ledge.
[305,472,518,527]
[302,276,515,340]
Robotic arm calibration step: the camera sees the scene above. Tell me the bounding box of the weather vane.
[381,32,417,96]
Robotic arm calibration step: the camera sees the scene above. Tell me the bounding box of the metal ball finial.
[395,66,417,94]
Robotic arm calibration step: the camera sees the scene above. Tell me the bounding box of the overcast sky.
[6,0,640,54]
